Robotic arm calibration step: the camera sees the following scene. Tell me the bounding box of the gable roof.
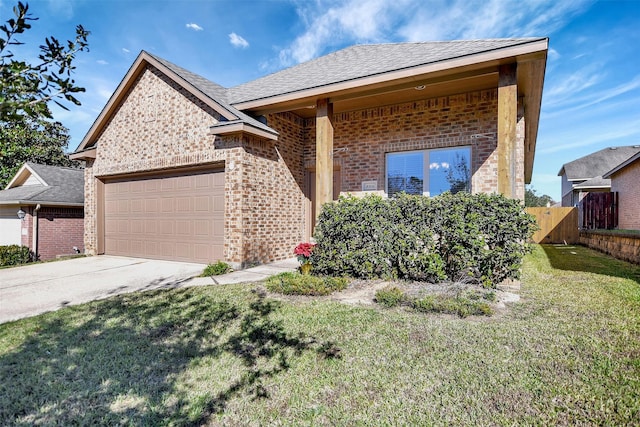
[228,38,547,105]
[72,51,278,156]
[0,163,84,206]
[603,150,640,178]
[558,146,640,181]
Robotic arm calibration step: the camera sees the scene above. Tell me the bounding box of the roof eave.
[231,38,549,111]
[209,121,279,140]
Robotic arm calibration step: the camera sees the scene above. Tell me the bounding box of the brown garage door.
[104,169,224,264]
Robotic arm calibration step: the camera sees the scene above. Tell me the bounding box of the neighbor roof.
[228,38,547,104]
[572,175,610,190]
[0,163,84,206]
[603,151,640,178]
[558,146,640,181]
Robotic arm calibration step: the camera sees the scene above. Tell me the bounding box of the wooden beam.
[497,63,517,198]
[315,98,334,217]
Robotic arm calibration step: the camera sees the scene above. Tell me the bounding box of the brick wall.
[610,159,640,230]
[580,230,640,264]
[299,89,521,198]
[37,207,84,260]
[19,206,84,260]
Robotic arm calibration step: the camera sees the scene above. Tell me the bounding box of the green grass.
[1,244,639,425]
[266,272,348,296]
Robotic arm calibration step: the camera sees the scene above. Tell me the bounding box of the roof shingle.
[227,38,546,104]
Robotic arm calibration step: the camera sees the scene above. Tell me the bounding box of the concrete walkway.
[0,256,298,324]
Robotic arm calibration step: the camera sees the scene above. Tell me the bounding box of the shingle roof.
[559,146,640,180]
[145,52,277,136]
[0,163,84,205]
[603,151,640,178]
[227,38,546,104]
[573,175,610,190]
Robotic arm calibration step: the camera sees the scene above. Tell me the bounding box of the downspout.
[32,204,41,261]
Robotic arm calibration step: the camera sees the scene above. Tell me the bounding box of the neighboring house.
[0,163,84,260]
[603,151,640,230]
[71,38,548,266]
[558,145,640,207]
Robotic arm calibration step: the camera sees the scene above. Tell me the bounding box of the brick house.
[71,38,548,266]
[558,145,640,207]
[603,151,640,230]
[0,163,84,260]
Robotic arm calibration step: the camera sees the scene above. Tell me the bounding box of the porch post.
[315,98,334,218]
[497,63,517,198]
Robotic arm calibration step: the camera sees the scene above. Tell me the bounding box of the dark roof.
[558,146,640,180]
[603,151,640,178]
[0,163,84,206]
[145,52,277,136]
[573,175,610,190]
[227,38,546,104]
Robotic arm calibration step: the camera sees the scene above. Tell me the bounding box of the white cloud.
[429,162,450,170]
[229,32,249,48]
[277,0,593,67]
[96,59,108,65]
[122,48,130,53]
[186,23,203,31]
[279,0,410,65]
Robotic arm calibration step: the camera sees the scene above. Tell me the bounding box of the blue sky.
[2,0,639,201]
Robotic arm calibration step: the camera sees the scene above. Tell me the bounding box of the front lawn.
[1,245,639,425]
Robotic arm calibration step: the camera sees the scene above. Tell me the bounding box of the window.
[386,146,471,197]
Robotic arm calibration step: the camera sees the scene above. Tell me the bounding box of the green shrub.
[0,245,34,267]
[311,193,536,287]
[201,261,232,276]
[412,294,493,318]
[374,286,405,307]
[265,272,348,296]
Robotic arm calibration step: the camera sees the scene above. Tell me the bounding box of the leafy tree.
[525,186,555,207]
[0,118,79,188]
[1,1,90,121]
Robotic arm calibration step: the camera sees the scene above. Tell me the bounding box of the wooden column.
[497,63,517,198]
[315,98,334,217]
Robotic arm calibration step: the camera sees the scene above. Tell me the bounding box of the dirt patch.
[265,278,520,311]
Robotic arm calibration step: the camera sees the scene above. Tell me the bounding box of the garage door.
[0,206,22,246]
[104,169,224,264]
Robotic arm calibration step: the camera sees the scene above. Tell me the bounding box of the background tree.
[0,118,77,188]
[525,186,555,207]
[1,1,90,121]
[0,2,88,188]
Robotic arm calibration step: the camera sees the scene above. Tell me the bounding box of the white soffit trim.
[5,164,47,189]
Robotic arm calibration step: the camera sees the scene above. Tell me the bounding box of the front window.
[386,146,471,197]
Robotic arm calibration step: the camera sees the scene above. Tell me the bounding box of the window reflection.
[386,147,471,197]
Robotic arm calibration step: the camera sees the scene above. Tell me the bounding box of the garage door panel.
[105,169,224,263]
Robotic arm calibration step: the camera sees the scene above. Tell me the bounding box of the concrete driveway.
[0,256,207,324]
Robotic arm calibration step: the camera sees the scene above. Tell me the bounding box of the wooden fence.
[581,192,618,230]
[526,207,579,244]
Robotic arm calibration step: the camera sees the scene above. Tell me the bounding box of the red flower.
[294,242,315,262]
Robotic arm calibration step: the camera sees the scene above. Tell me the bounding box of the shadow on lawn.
[541,244,640,284]
[0,287,334,425]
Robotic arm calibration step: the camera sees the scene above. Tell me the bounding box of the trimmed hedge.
[311,192,537,287]
[0,245,34,267]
